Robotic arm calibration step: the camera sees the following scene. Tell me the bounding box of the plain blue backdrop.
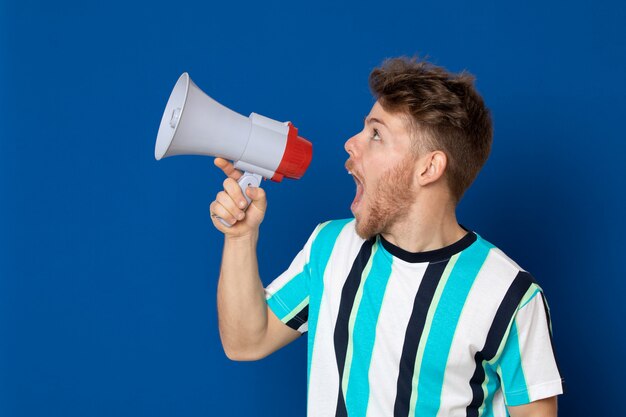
[1,0,624,416]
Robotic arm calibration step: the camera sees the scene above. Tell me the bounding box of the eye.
[370,128,382,141]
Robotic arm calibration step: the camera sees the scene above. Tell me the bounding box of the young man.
[210,57,564,417]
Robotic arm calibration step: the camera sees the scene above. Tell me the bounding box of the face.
[344,101,418,239]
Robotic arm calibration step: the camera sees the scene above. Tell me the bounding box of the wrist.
[224,230,259,246]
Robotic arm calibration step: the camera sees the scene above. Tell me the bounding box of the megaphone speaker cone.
[155,73,190,160]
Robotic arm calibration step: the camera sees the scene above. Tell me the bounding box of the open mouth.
[349,172,364,212]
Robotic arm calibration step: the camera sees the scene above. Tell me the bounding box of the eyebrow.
[365,116,388,128]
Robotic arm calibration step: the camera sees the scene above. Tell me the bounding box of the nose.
[344,133,359,157]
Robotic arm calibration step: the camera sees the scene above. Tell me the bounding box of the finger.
[209,202,235,230]
[214,157,243,181]
[223,177,249,210]
[245,186,267,213]
[215,190,245,222]
[210,201,238,227]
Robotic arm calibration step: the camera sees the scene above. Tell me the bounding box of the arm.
[508,396,558,417]
[498,290,563,416]
[211,158,301,361]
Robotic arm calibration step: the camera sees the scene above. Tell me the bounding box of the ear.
[416,151,447,186]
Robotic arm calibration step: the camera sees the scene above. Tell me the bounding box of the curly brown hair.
[369,56,493,204]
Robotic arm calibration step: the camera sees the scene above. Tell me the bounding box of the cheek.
[363,175,381,201]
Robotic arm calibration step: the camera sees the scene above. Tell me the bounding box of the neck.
[380,192,467,253]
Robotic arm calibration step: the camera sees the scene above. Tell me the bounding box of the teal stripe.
[498,321,530,405]
[307,219,354,388]
[345,241,393,417]
[266,296,290,322]
[414,239,493,416]
[266,270,308,321]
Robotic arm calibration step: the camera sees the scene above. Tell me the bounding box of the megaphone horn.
[155,73,313,227]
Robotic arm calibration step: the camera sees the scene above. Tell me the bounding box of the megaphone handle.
[217,172,263,228]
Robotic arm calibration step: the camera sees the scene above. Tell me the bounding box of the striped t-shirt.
[265,219,564,417]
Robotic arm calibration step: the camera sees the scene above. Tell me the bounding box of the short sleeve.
[497,291,564,406]
[264,225,320,334]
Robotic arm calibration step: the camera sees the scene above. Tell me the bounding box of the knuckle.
[212,203,223,215]
[211,201,222,212]
[218,195,234,209]
[223,177,235,188]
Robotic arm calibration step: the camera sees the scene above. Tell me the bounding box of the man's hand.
[209,158,267,238]
[508,396,558,417]
[211,157,301,360]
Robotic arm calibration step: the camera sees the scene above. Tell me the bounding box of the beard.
[351,154,416,240]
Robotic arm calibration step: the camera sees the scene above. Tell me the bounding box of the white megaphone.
[155,73,312,227]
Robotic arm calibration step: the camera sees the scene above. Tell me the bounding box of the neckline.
[377,225,477,263]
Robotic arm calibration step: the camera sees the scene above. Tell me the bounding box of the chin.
[354,213,378,241]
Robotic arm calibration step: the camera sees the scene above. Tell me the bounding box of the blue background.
[1,0,624,416]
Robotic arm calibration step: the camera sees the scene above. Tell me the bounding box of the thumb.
[246,186,267,212]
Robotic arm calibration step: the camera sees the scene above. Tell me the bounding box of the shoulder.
[306,218,365,259]
[473,232,539,286]
[470,232,544,316]
[311,218,360,245]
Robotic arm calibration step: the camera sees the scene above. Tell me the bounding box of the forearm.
[216,231,269,358]
[508,396,558,417]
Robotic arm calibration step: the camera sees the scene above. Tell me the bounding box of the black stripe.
[393,259,449,417]
[285,305,309,331]
[465,271,535,417]
[334,239,374,417]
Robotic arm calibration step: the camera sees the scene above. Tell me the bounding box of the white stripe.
[264,226,321,299]
[515,293,563,401]
[492,389,507,417]
[365,256,429,417]
[308,221,364,417]
[437,248,521,417]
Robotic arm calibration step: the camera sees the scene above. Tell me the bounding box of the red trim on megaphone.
[271,123,313,182]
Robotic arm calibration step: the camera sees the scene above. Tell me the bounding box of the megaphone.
[155,73,312,226]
